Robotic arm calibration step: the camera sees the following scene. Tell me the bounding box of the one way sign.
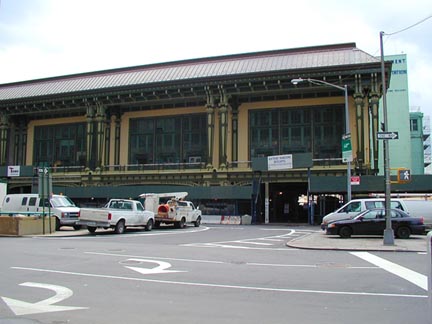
[377,131,399,140]
[397,168,411,183]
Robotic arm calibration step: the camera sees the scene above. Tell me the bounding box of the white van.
[321,198,408,229]
[1,193,80,230]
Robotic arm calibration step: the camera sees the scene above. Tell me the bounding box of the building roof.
[0,43,380,102]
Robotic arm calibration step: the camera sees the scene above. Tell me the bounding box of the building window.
[249,106,344,161]
[410,119,418,132]
[129,114,207,165]
[33,123,86,166]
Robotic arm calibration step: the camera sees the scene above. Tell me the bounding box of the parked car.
[321,198,408,230]
[325,208,426,239]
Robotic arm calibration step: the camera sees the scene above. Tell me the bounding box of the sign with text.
[377,131,399,140]
[268,154,293,171]
[341,134,353,162]
[7,166,20,177]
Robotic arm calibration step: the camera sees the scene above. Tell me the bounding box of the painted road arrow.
[1,282,88,316]
[124,258,186,275]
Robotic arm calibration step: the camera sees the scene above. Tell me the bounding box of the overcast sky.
[0,0,431,116]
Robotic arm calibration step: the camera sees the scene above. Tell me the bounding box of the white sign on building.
[268,154,293,171]
[7,165,20,177]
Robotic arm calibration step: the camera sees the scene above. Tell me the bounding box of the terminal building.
[1,42,430,223]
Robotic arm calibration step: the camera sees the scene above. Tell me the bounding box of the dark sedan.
[326,208,426,239]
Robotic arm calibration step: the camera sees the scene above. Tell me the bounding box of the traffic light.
[397,168,411,183]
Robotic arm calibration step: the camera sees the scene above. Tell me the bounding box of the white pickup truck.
[77,199,155,234]
[140,192,202,228]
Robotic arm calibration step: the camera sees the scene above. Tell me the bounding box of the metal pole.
[291,78,352,202]
[427,231,432,323]
[380,31,394,245]
[344,85,352,202]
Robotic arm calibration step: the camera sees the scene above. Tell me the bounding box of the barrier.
[0,215,56,236]
[201,215,247,225]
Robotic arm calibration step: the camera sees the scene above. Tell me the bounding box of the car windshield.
[50,196,76,207]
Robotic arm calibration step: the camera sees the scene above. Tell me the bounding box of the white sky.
[0,0,431,115]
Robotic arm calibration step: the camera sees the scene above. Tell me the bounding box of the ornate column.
[354,74,365,172]
[86,104,95,169]
[231,102,239,164]
[114,113,121,165]
[219,104,228,168]
[369,73,380,173]
[218,86,230,169]
[95,102,108,168]
[205,86,215,169]
[0,113,9,166]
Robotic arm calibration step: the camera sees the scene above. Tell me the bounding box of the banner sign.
[268,154,293,171]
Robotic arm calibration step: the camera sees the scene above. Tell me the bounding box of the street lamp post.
[380,31,395,245]
[291,78,352,202]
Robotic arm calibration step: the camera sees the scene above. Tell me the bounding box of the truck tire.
[87,226,96,233]
[194,216,201,227]
[145,219,153,231]
[55,217,61,231]
[175,217,186,229]
[115,220,126,234]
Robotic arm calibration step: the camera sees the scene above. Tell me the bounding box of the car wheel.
[339,226,352,238]
[115,220,126,234]
[55,217,61,231]
[73,225,82,230]
[194,217,201,227]
[145,219,153,231]
[87,226,96,233]
[396,226,411,239]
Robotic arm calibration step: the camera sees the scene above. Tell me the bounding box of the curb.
[286,232,427,253]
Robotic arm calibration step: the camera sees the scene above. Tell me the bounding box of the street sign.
[341,134,352,162]
[377,131,399,140]
[351,176,360,185]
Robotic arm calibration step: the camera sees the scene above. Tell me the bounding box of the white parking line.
[350,252,428,291]
[11,266,427,299]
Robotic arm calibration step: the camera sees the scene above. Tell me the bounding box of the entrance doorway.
[268,183,308,223]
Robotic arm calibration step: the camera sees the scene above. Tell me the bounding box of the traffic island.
[0,215,56,236]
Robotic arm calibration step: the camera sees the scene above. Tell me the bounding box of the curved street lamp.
[291,78,352,202]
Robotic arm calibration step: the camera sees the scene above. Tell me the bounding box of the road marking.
[1,282,87,316]
[123,258,186,275]
[89,251,376,269]
[246,262,377,269]
[181,242,295,250]
[34,226,210,239]
[350,252,428,291]
[86,251,225,264]
[11,267,427,299]
[181,230,301,250]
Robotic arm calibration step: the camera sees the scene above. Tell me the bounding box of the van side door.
[27,197,38,213]
[20,197,29,212]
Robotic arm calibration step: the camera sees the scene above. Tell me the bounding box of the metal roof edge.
[0,43,360,87]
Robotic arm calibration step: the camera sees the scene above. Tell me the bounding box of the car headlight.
[328,223,336,229]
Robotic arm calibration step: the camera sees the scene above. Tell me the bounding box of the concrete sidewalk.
[287,230,428,252]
